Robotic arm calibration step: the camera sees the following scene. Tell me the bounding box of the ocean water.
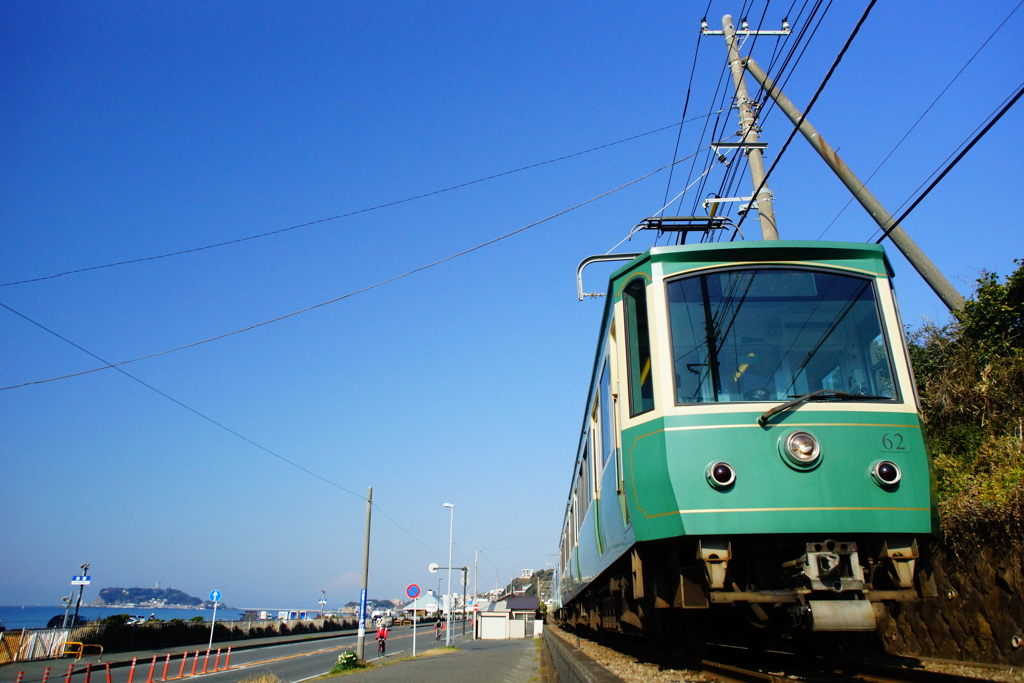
[0,606,240,630]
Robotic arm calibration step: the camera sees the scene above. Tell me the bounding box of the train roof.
[606,240,894,302]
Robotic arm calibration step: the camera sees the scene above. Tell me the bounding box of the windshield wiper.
[758,390,891,426]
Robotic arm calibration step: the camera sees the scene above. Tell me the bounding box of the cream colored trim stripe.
[645,505,931,519]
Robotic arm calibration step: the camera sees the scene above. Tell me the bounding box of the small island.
[91,587,220,609]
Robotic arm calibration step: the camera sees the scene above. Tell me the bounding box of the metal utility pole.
[742,57,965,311]
[72,562,89,627]
[356,487,372,661]
[718,14,779,240]
[443,503,455,646]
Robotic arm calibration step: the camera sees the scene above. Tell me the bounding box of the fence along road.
[0,622,472,683]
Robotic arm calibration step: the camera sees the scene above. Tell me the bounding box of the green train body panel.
[622,410,937,541]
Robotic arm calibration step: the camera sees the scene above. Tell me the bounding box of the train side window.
[600,360,615,465]
[622,278,655,416]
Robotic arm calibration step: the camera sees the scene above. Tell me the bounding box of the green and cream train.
[553,238,937,643]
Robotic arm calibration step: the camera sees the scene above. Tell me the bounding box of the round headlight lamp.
[870,460,902,487]
[780,430,822,469]
[705,461,736,490]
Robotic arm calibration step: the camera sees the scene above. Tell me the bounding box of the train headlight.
[779,430,821,469]
[706,461,736,489]
[870,460,901,487]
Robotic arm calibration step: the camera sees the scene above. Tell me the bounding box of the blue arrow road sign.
[209,590,221,602]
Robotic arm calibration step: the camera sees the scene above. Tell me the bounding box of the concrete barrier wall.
[543,627,623,683]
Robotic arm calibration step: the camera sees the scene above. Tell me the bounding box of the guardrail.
[57,643,103,661]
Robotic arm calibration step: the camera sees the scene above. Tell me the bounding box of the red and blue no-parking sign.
[406,584,421,599]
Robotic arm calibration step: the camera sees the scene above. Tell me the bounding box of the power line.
[1,151,706,392]
[818,0,1024,239]
[0,301,443,557]
[872,80,1024,244]
[1,121,713,289]
[478,539,557,552]
[736,0,876,233]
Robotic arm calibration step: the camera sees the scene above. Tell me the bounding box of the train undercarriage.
[556,534,936,652]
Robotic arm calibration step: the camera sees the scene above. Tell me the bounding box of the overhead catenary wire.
[1,150,707,392]
[870,80,1024,244]
[0,301,445,557]
[1,120,716,289]
[735,0,877,234]
[818,0,1024,239]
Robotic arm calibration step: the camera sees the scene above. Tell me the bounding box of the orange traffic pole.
[65,661,76,683]
[201,650,210,675]
[42,668,52,683]
[189,652,198,677]
[161,653,171,681]
[15,672,23,683]
[127,658,137,683]
[177,651,187,679]
[212,649,221,672]
[105,663,112,683]
[223,648,231,670]
[146,656,157,683]
[83,663,92,683]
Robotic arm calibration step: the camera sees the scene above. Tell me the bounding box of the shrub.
[909,260,1024,554]
[329,651,364,672]
[98,614,132,625]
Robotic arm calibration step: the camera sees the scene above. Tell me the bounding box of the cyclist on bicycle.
[434,618,443,641]
[376,624,389,655]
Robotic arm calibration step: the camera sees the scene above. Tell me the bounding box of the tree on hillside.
[909,259,1024,553]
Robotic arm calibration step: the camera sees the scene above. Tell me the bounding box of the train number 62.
[881,433,906,451]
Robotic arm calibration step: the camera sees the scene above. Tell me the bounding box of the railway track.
[549,625,1013,683]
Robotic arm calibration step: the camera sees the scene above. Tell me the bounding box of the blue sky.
[2,0,1022,609]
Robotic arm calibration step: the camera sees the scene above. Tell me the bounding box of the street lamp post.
[61,595,73,628]
[442,503,454,646]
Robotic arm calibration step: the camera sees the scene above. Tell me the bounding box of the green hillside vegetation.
[909,259,1024,555]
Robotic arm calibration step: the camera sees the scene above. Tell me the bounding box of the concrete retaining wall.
[543,628,623,683]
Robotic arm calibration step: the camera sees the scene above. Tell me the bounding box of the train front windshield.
[667,268,897,404]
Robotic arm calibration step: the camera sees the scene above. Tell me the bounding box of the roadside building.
[474,596,542,640]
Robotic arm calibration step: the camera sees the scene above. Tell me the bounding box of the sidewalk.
[358,639,542,683]
[0,628,356,683]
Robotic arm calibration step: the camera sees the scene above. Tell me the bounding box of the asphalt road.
[2,621,473,683]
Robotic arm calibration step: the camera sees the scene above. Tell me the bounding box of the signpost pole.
[405,584,421,657]
[207,591,221,649]
[72,564,90,627]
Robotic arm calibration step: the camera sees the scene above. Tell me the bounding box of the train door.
[620,277,655,525]
[590,396,605,555]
